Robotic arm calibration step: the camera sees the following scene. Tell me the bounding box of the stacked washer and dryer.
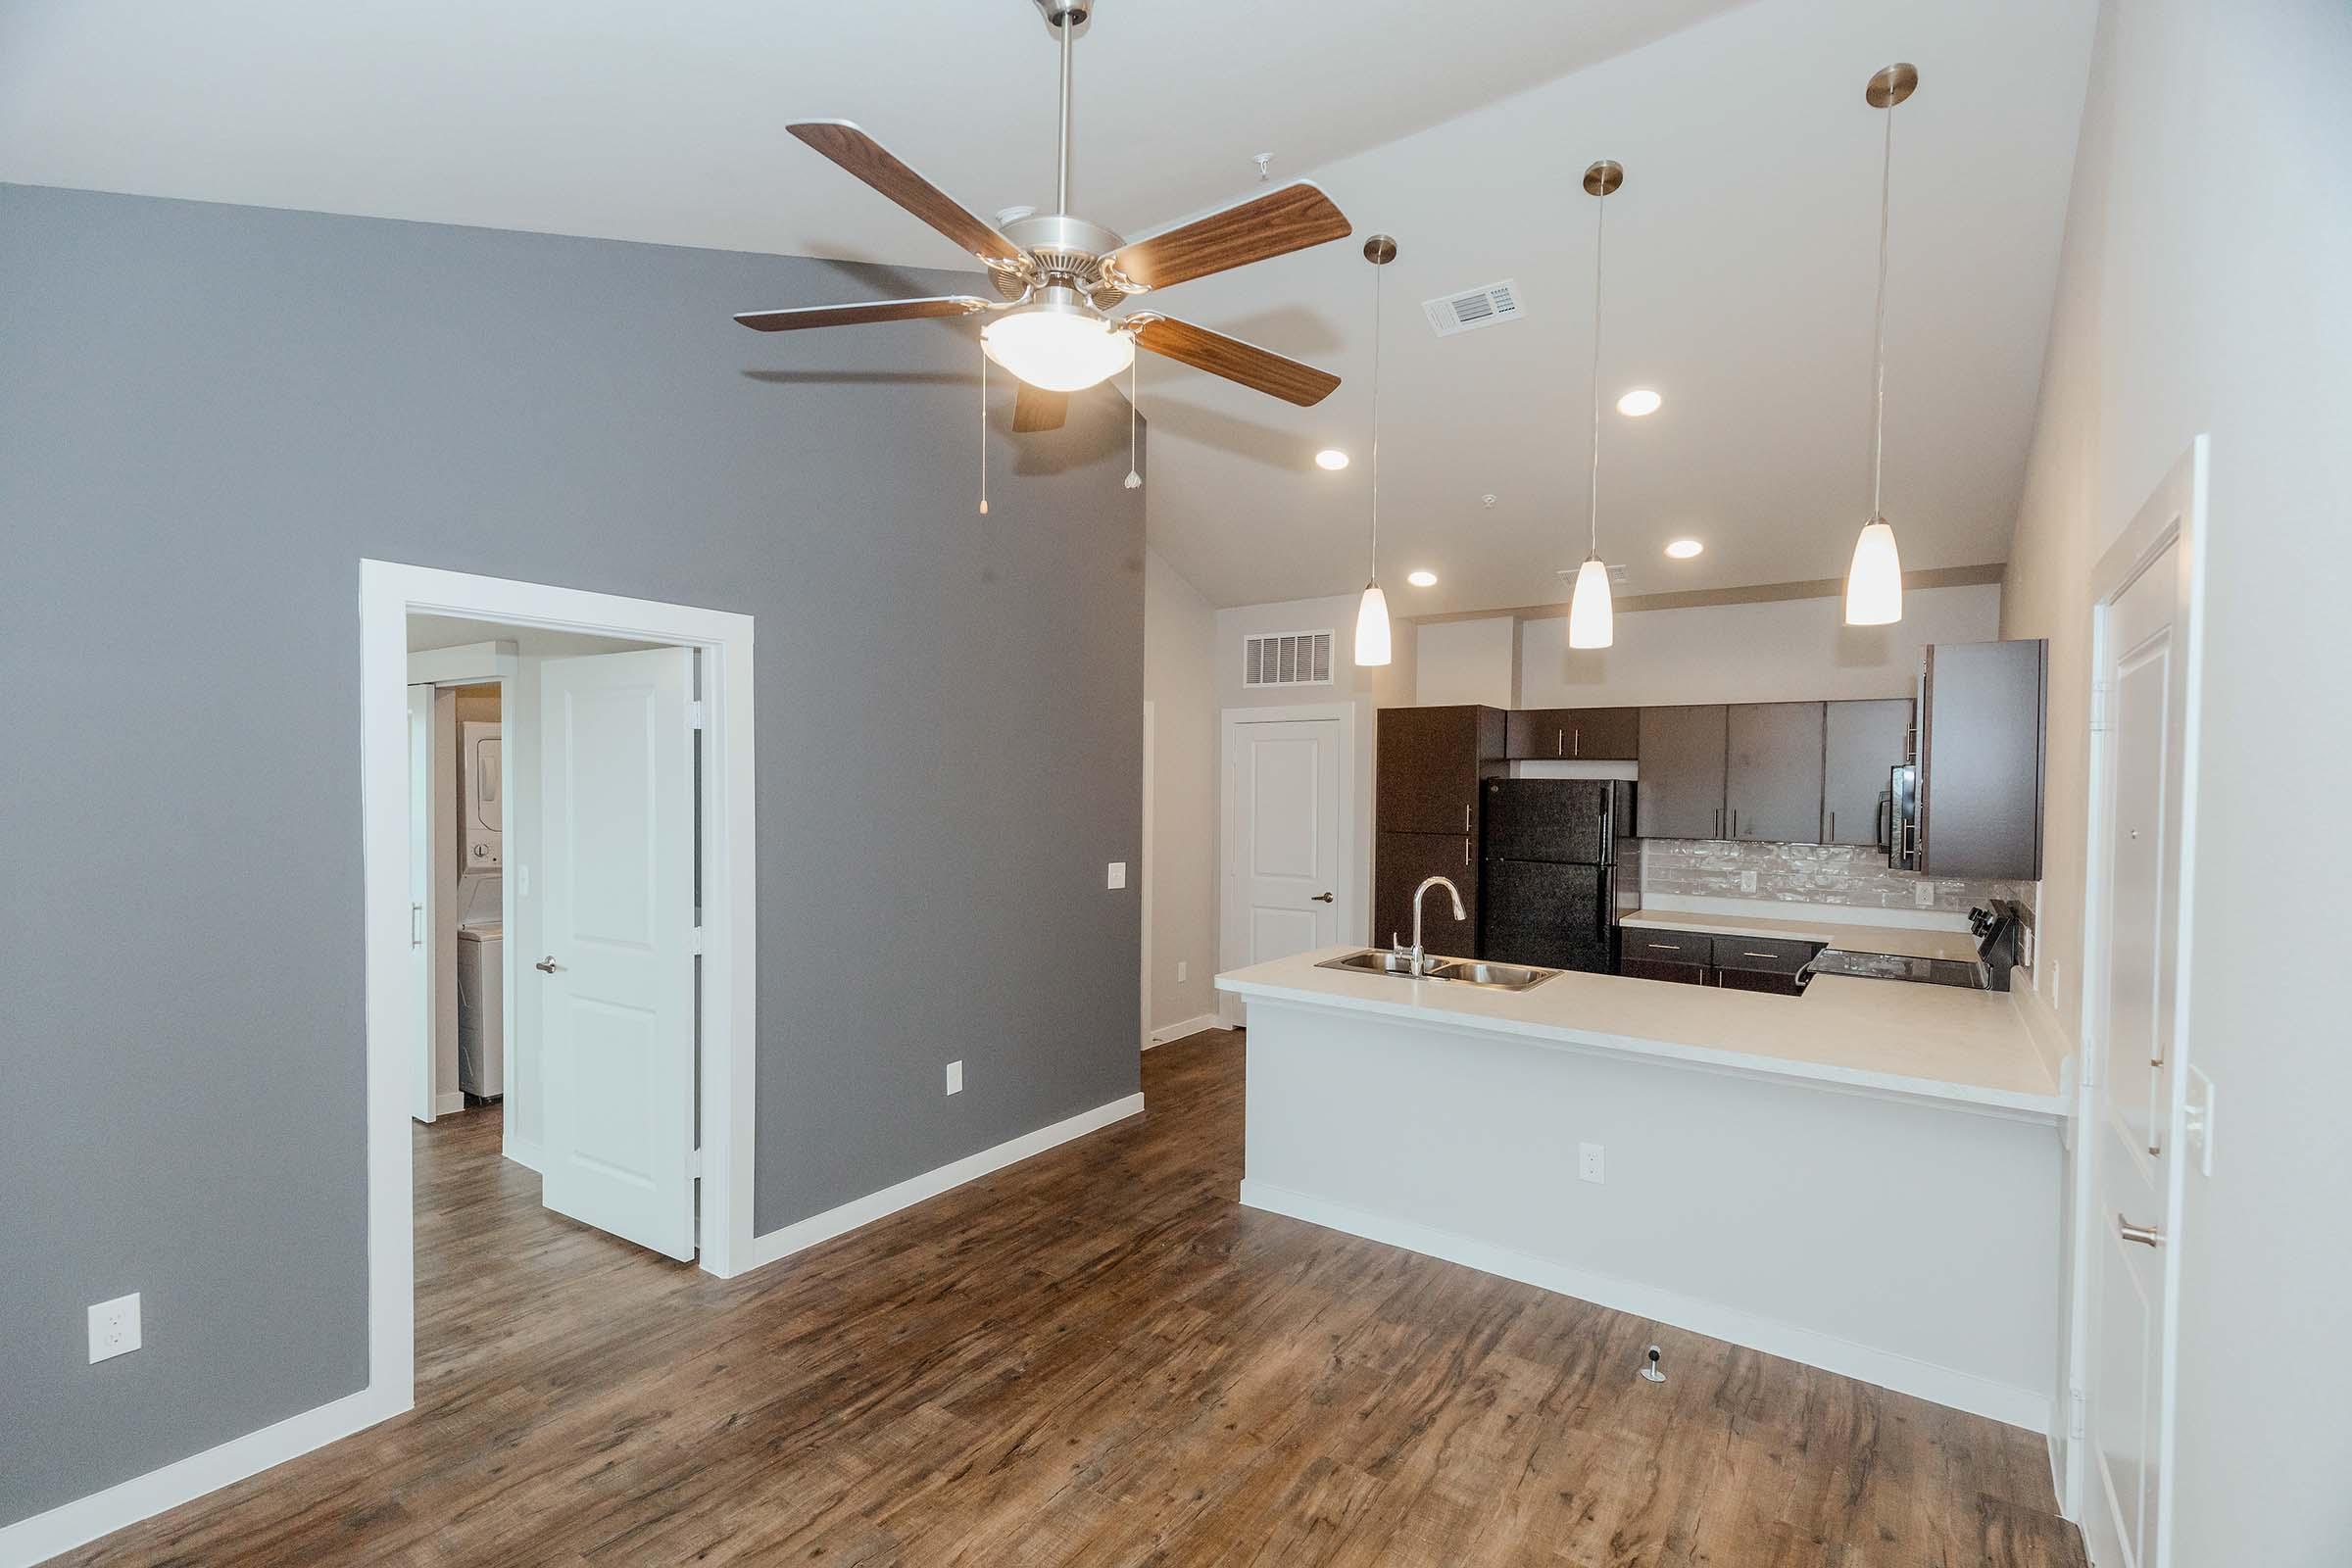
[457,719,504,1100]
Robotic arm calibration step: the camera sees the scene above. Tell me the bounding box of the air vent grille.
[1243,629,1335,688]
[1424,279,1524,337]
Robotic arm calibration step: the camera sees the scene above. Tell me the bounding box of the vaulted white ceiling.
[2,0,2097,614]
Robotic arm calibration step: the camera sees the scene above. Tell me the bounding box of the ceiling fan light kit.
[735,0,1350,429]
[1845,62,1917,627]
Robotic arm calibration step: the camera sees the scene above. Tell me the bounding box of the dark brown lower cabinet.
[1619,957,1707,986]
[1373,829,1479,954]
[1713,966,1804,996]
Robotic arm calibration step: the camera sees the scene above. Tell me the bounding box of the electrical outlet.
[1106,861,1127,890]
[1578,1143,1604,1184]
[1176,959,1188,983]
[88,1294,141,1363]
[945,1060,962,1096]
[1914,879,1936,908]
[1739,869,1758,893]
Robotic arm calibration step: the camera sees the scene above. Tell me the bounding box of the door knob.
[535,956,560,974]
[1311,892,1335,904]
[2117,1213,2163,1248]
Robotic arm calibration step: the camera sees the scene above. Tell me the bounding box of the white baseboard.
[744,1093,1146,1272]
[1240,1178,2051,1435]
[434,1090,466,1116]
[0,1387,400,1568]
[1145,1013,1222,1050]
[502,1137,543,1173]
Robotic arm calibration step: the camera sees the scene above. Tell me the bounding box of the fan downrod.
[1030,0,1088,26]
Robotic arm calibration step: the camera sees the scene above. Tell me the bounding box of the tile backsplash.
[1637,837,2032,917]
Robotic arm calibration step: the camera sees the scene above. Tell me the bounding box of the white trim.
[1240,1178,2052,1435]
[0,1388,396,1568]
[405,639,516,686]
[2066,437,2207,1545]
[1145,1012,1222,1049]
[503,1138,543,1175]
[434,1090,466,1117]
[1216,701,1361,1029]
[743,1094,1145,1272]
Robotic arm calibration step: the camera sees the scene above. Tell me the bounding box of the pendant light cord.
[1587,183,1606,560]
[1369,250,1383,583]
[1870,96,1893,522]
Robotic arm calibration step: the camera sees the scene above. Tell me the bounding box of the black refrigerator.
[1479,779,1636,972]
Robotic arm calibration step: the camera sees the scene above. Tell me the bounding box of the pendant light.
[1567,160,1623,650]
[1354,234,1398,667]
[1845,63,1918,626]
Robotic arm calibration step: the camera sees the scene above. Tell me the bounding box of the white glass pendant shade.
[1566,556,1615,649]
[981,306,1135,393]
[1354,581,1393,666]
[1843,517,1904,625]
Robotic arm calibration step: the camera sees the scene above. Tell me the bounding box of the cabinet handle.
[1463,804,1472,831]
[2117,1213,2163,1248]
[1646,942,1680,951]
[1555,728,1563,758]
[1462,836,1470,867]
[1829,810,1837,842]
[1731,808,1740,838]
[1740,952,1780,960]
[1574,727,1581,758]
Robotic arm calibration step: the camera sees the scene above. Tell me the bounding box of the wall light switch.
[2184,1066,2216,1177]
[1106,861,1127,890]
[1578,1143,1604,1184]
[945,1060,962,1096]
[1176,959,1188,983]
[88,1293,141,1363]
[1914,880,1936,908]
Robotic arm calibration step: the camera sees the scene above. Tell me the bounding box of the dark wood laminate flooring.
[57,1030,2085,1566]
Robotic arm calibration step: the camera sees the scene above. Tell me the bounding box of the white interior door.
[538,647,699,1260]
[407,684,436,1124]
[1223,717,1343,1019]
[2090,536,2189,1568]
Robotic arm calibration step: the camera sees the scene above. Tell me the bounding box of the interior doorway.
[1217,704,1356,1027]
[360,562,759,1420]
[2074,439,2207,1568]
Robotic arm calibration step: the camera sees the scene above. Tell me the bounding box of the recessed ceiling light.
[1664,538,1704,559]
[1314,448,1350,470]
[1406,569,1439,588]
[1616,389,1663,417]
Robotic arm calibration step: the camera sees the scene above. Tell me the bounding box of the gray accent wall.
[0,183,1143,1528]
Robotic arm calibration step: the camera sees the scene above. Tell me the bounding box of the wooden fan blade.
[1010,383,1070,433]
[788,121,1027,268]
[1102,181,1350,293]
[1130,316,1341,407]
[734,296,991,331]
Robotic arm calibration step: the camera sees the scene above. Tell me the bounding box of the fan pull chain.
[978,341,990,515]
[1124,360,1142,489]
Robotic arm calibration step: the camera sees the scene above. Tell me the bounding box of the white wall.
[1516,583,2001,708]
[1413,615,1518,708]
[1143,551,1220,1033]
[1214,593,1414,951]
[1999,2,2352,1559]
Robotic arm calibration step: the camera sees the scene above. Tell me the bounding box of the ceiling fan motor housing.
[989,211,1132,309]
[1030,0,1089,25]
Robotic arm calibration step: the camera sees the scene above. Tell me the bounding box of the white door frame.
[2065,437,2207,1560]
[361,559,758,1416]
[1217,701,1360,1027]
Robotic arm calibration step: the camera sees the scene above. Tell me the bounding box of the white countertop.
[1215,946,2065,1119]
[1622,906,1983,964]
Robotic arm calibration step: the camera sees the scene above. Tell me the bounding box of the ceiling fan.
[733,0,1352,433]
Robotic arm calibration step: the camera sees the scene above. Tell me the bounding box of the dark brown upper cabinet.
[1918,639,2048,879]
[1373,828,1481,954]
[1726,702,1826,844]
[1505,707,1641,761]
[1822,698,1914,848]
[1375,705,1506,836]
[1635,705,1729,839]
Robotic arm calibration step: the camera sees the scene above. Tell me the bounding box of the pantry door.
[1220,708,1352,1024]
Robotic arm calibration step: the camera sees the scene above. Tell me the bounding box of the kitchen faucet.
[1394,875,1468,977]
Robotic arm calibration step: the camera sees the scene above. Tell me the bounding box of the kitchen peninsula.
[1215,946,2069,1430]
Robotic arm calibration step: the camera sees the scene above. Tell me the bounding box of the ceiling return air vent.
[1243,630,1335,688]
[1423,278,1524,338]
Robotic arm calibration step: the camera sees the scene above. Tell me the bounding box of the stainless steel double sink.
[1314,949,1559,992]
